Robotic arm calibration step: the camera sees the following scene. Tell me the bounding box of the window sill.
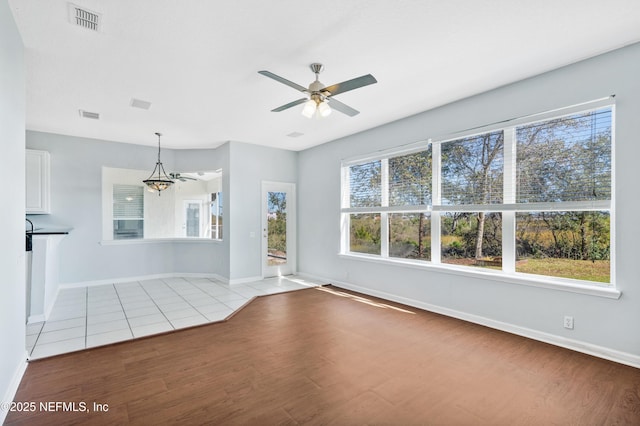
[338,253,621,300]
[101,238,223,245]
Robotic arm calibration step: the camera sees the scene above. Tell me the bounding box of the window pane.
[516,108,612,203]
[113,219,143,239]
[441,131,504,205]
[113,184,143,218]
[389,213,430,260]
[516,211,610,283]
[389,148,432,207]
[349,161,381,207]
[350,213,381,255]
[441,212,502,269]
[113,184,143,240]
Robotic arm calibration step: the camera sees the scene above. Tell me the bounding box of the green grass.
[516,258,610,283]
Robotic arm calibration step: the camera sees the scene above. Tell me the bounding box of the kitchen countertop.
[27,227,73,235]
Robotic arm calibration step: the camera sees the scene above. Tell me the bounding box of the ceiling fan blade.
[258,70,307,92]
[323,74,377,97]
[328,98,360,117]
[272,98,308,112]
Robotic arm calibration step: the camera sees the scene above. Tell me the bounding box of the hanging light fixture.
[143,132,174,195]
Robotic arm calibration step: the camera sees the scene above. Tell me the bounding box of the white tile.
[86,329,133,348]
[125,306,161,318]
[87,298,120,308]
[214,293,247,303]
[42,317,86,333]
[148,293,180,301]
[26,333,39,347]
[127,314,168,328]
[87,319,130,336]
[223,299,249,310]
[131,322,173,338]
[195,302,231,314]
[171,287,202,296]
[30,337,85,359]
[120,300,155,310]
[26,322,44,335]
[183,296,219,307]
[37,326,85,345]
[201,286,234,296]
[88,304,123,315]
[117,294,151,303]
[47,309,86,322]
[230,287,266,298]
[157,301,191,312]
[163,308,200,321]
[170,315,208,329]
[204,309,233,322]
[87,311,126,324]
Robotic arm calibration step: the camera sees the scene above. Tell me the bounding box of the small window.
[113,184,143,239]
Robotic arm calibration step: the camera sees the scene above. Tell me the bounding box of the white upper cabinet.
[26,149,51,214]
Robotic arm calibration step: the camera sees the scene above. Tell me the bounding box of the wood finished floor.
[6,286,640,425]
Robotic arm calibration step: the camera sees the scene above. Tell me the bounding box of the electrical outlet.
[563,315,574,330]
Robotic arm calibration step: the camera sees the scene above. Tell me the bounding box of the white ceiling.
[9,0,640,151]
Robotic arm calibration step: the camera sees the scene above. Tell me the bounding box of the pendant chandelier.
[143,132,174,195]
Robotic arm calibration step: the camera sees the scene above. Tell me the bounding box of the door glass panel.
[267,191,287,266]
[185,202,200,237]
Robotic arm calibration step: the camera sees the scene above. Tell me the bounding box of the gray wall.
[0,0,25,417]
[26,132,230,284]
[228,141,298,281]
[298,42,640,359]
[25,134,299,285]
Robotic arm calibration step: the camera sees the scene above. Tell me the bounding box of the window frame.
[340,98,618,299]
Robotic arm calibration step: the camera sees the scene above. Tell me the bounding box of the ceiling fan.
[258,63,377,118]
[169,172,197,182]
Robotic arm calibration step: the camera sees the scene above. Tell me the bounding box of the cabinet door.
[26,149,51,214]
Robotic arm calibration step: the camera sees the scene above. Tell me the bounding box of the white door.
[262,182,296,277]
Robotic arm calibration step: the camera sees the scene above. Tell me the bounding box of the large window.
[341,103,613,285]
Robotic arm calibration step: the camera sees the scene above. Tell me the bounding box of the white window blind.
[113,184,143,219]
[515,107,612,204]
[348,160,382,208]
[388,148,432,207]
[439,130,504,206]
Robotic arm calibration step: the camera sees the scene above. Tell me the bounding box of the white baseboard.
[299,272,640,369]
[228,276,264,286]
[1,352,29,424]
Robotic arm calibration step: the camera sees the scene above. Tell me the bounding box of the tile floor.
[26,275,324,360]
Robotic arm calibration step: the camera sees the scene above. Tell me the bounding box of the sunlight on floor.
[315,286,415,314]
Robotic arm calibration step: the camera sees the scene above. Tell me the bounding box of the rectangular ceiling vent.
[68,3,101,32]
[130,98,152,110]
[79,109,100,120]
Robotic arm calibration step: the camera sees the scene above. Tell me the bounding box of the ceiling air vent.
[287,132,304,138]
[79,109,100,120]
[68,3,101,32]
[130,98,152,110]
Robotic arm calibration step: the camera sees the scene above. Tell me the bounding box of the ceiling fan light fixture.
[143,132,174,195]
[301,99,316,118]
[317,101,332,117]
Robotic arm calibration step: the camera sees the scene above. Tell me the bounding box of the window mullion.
[503,128,516,273]
[381,159,389,257]
[431,141,441,263]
